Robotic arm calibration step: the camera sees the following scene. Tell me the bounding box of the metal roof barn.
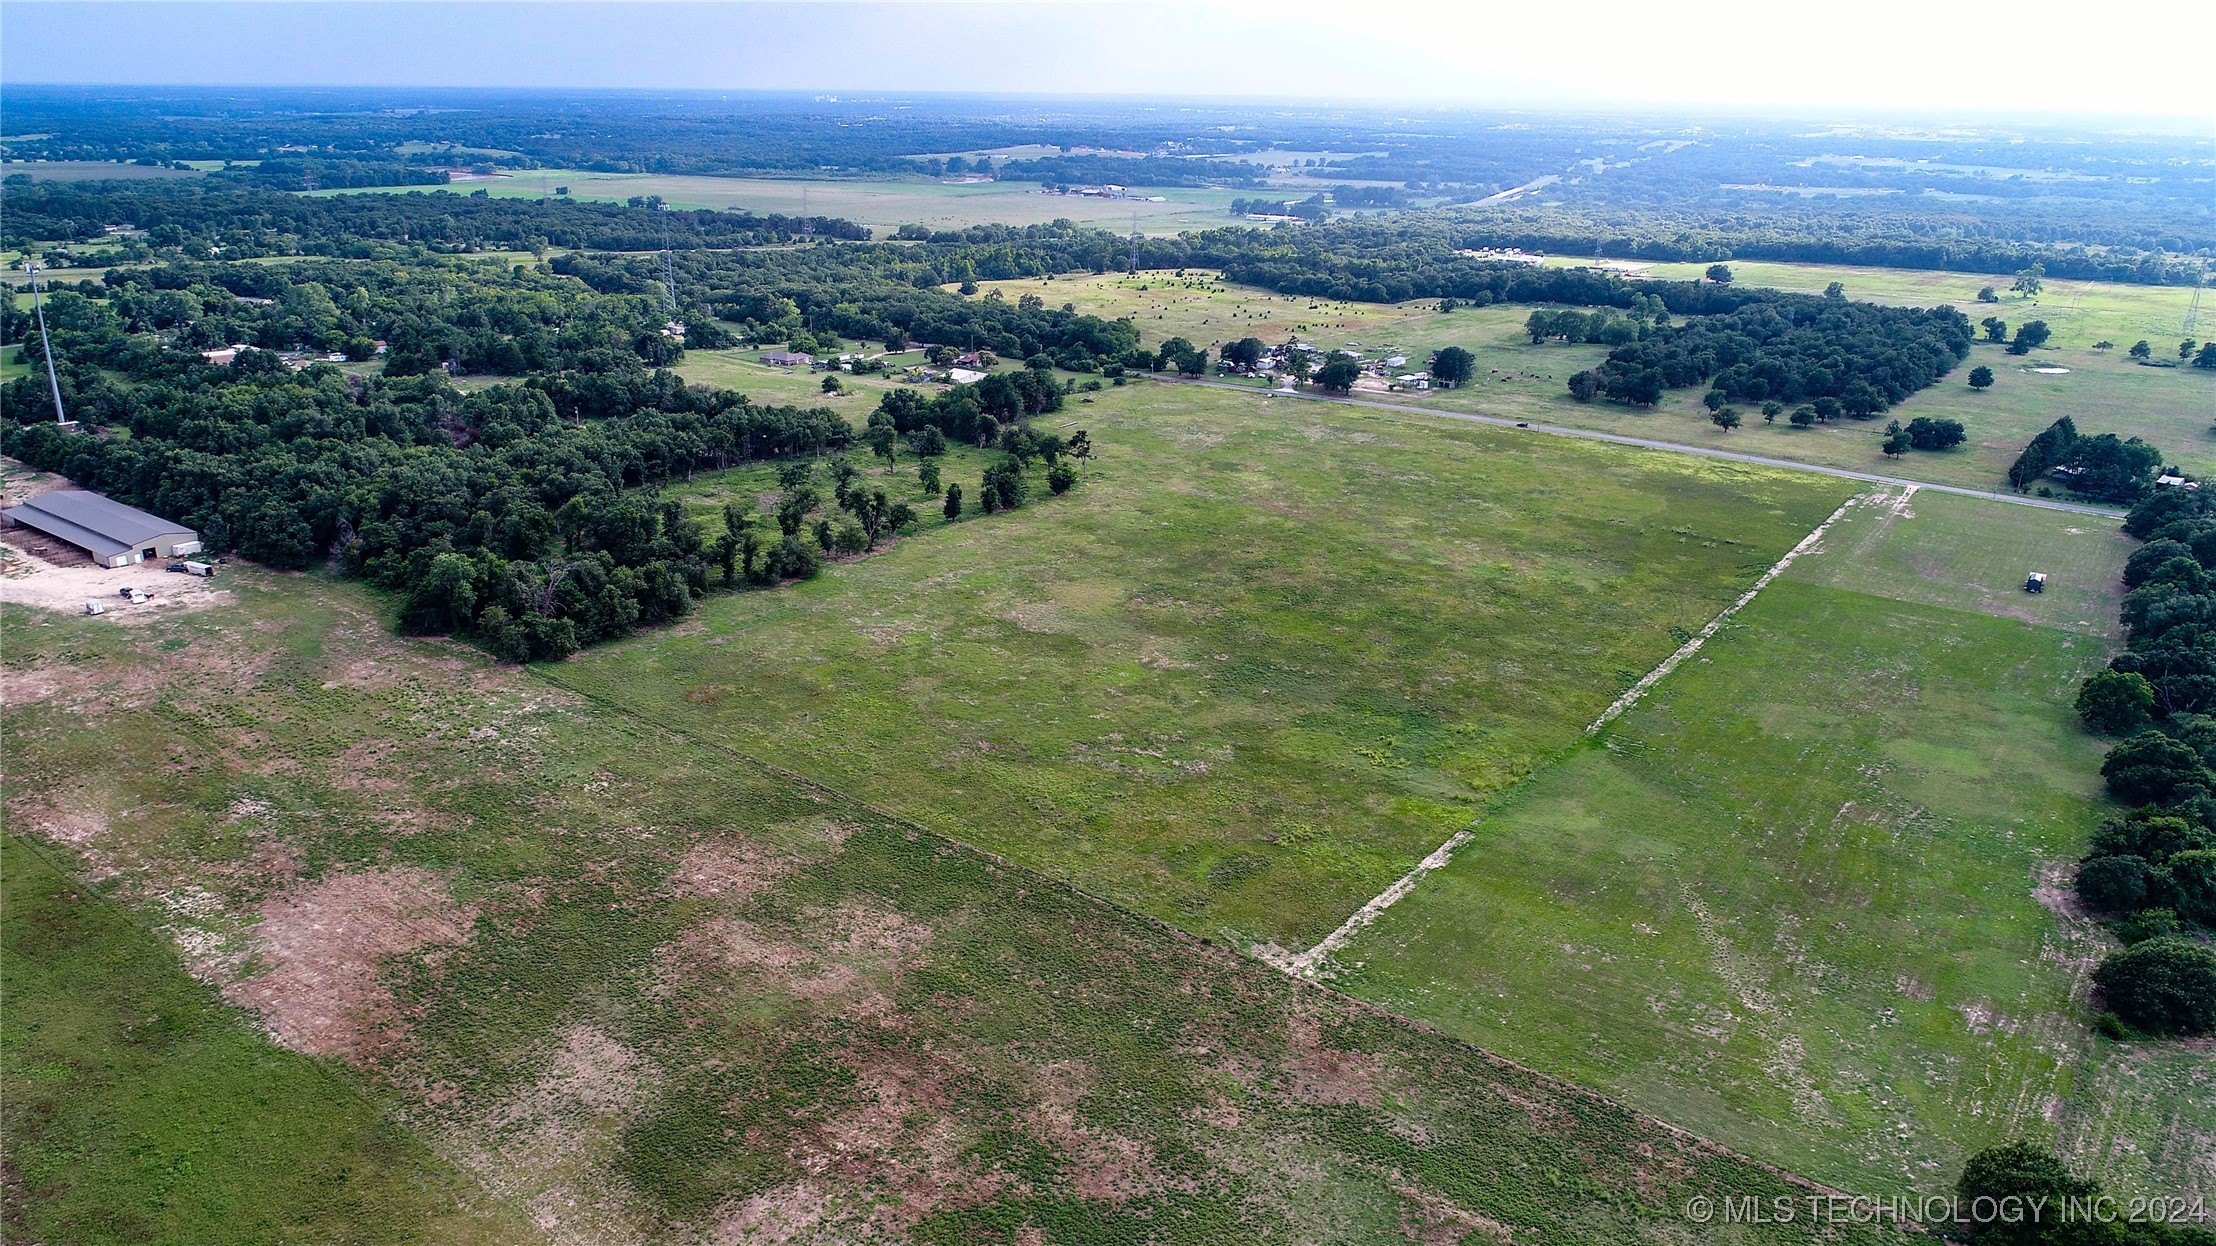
[2,491,202,568]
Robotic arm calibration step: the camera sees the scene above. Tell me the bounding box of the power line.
[656,203,680,315]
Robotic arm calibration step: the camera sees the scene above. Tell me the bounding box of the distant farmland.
[320,170,1248,234]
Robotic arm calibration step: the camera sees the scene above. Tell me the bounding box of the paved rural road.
[1167,377,2129,518]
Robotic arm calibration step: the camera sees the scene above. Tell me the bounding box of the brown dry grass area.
[225,866,478,1065]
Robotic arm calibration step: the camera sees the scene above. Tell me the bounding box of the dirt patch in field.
[672,901,933,1021]
[667,836,798,903]
[1019,1058,1188,1204]
[792,1046,987,1226]
[0,664,71,707]
[1281,1011,1385,1108]
[225,865,477,1065]
[448,1023,662,1245]
[0,536,230,620]
[706,1180,832,1245]
[1396,1182,1513,1245]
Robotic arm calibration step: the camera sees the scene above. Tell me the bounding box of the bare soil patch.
[226,866,478,1065]
[0,536,230,620]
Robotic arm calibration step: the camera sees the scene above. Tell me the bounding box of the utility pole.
[23,262,74,428]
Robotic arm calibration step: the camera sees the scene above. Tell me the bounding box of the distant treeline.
[992,154,1263,188]
[220,158,452,191]
[1445,203,2211,287]
[1,179,867,254]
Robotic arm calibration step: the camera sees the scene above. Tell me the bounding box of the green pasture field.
[319,171,1247,235]
[1546,257,2209,353]
[1790,487,2135,635]
[1,579,1890,1245]
[1,836,535,1246]
[553,381,1850,950]
[1326,486,2215,1197]
[1533,340,2216,492]
[970,270,1419,354]
[983,270,2216,494]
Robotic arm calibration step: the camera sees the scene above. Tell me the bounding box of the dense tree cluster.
[0,239,1074,661]
[1953,1141,2216,1243]
[2008,417,2164,503]
[2067,487,2216,1036]
[1567,296,1971,412]
[559,240,1150,371]
[8,254,724,380]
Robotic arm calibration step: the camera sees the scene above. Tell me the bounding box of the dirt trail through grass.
[1270,488,1881,978]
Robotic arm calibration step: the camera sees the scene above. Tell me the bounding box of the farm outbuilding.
[2,491,201,568]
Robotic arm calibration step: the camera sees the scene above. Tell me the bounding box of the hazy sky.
[4,0,2210,120]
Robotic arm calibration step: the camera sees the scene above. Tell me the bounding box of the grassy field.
[2,577,1895,1244]
[970,271,1420,351]
[987,270,2216,493]
[321,171,1247,235]
[553,381,1849,951]
[2,834,536,1246]
[1323,486,2215,1197]
[1547,258,2210,353]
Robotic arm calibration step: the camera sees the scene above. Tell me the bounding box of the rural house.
[761,350,814,367]
[3,491,203,568]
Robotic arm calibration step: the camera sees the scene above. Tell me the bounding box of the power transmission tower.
[799,187,813,239]
[1129,211,1141,275]
[23,261,74,428]
[657,204,680,316]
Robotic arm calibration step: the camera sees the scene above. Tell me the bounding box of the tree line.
[2009,418,2165,504]
[1563,295,1974,413]
[2065,486,2216,1039]
[1,177,866,255]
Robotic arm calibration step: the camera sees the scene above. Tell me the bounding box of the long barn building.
[2,491,202,568]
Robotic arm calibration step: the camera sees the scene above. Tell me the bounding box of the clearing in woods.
[553,381,1851,950]
[1000,269,2216,493]
[1,575,1897,1245]
[1318,488,2215,1198]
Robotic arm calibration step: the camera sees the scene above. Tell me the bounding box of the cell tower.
[1129,211,1141,275]
[800,187,813,239]
[23,261,75,429]
[655,206,685,341]
[657,204,680,313]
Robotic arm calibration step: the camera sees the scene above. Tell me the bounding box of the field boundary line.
[526,667,1860,1202]
[1267,488,1878,980]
